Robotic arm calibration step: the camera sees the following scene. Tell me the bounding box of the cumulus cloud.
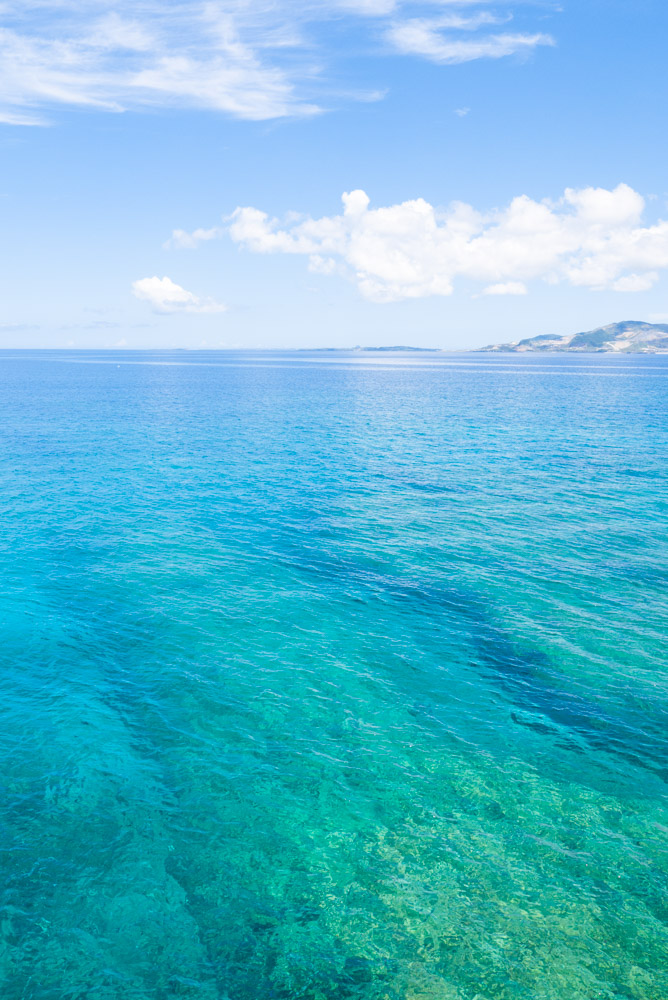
[0,1,556,125]
[227,183,668,301]
[132,276,226,313]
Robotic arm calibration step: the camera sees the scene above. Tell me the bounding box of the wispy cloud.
[226,184,668,301]
[0,4,318,124]
[386,18,554,64]
[0,1,558,125]
[164,226,225,250]
[132,275,226,313]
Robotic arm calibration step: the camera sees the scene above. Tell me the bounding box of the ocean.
[0,350,666,999]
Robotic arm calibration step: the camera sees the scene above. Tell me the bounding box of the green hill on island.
[480,321,668,353]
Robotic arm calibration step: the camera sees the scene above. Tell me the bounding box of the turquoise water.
[1,350,667,1000]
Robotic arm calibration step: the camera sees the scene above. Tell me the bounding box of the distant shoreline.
[2,347,668,356]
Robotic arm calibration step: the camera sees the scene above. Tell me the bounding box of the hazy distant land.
[312,321,668,354]
[478,320,668,354]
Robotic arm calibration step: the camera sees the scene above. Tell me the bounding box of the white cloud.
[132,275,226,313]
[0,36,316,124]
[90,14,155,54]
[612,273,658,293]
[164,227,224,250]
[0,5,318,124]
[227,183,668,302]
[563,184,644,227]
[483,281,527,295]
[385,18,554,64]
[0,1,557,125]
[335,0,398,13]
[0,107,47,126]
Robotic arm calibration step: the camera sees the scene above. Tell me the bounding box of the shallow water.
[0,350,666,999]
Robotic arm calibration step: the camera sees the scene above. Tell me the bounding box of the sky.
[1,0,668,349]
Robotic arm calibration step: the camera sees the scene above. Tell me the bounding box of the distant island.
[354,346,438,352]
[479,321,668,354]
[310,346,438,352]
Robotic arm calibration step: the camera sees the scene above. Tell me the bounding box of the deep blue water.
[0,350,667,999]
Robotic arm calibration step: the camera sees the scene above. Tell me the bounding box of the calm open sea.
[0,350,667,1000]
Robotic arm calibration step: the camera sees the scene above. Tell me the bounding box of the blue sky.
[1,0,667,349]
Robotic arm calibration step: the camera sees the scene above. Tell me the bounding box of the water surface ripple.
[1,350,666,1000]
